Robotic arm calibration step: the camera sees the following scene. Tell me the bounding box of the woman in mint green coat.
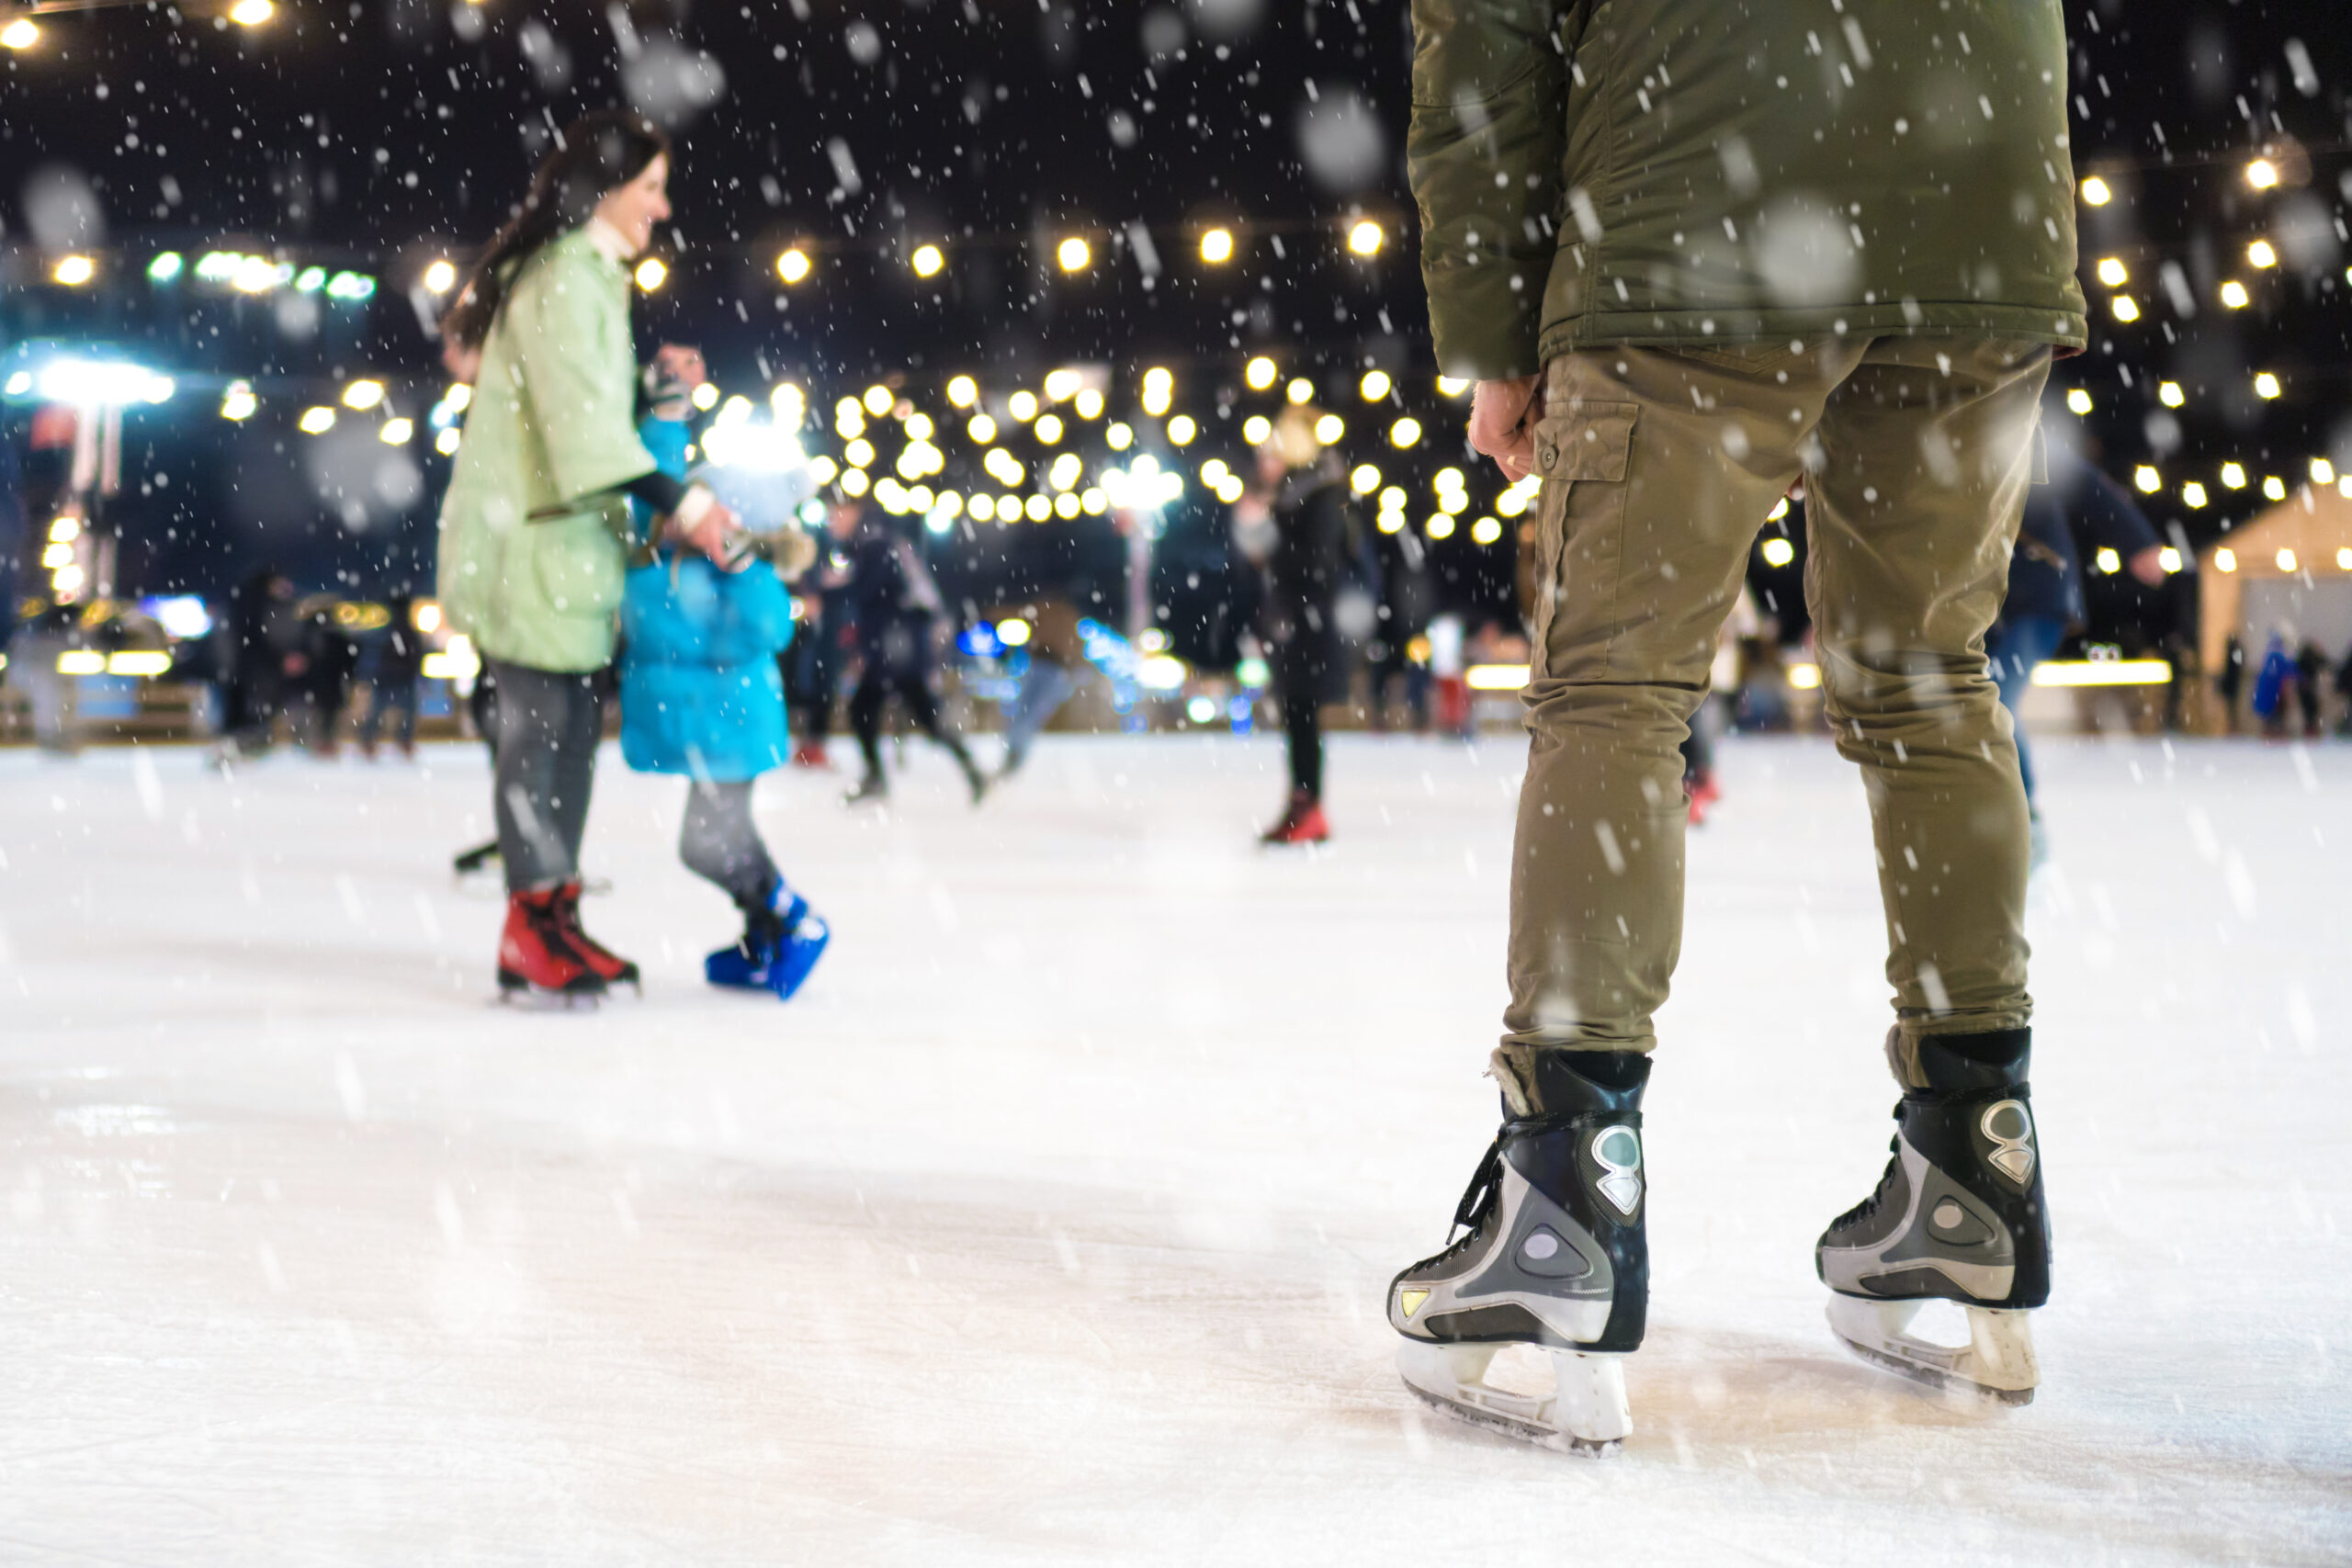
[435,109,741,1001]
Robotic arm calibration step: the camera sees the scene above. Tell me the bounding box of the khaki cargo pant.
[1507,337,2050,1064]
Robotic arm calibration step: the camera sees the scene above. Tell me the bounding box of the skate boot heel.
[1396,1341,1630,1453]
[1826,1296,2039,1404]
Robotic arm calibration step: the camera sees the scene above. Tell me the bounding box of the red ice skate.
[498,888,605,1002]
[790,740,832,770]
[1686,768,1721,827]
[1260,790,1331,846]
[550,880,641,993]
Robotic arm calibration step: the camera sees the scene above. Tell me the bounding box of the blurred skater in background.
[1991,444,2164,866]
[840,498,989,806]
[435,109,742,1002]
[618,344,831,1001]
[1237,408,1363,845]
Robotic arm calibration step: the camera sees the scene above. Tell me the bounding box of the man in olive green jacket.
[1386,0,2086,1443]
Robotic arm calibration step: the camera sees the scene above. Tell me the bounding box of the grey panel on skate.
[1461,1167,1612,1307]
[1393,1164,1614,1347]
[1818,1134,2015,1303]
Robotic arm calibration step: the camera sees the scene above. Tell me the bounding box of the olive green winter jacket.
[435,226,662,673]
[1408,0,2089,378]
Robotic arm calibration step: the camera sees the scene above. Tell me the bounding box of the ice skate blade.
[494,975,603,1011]
[1396,1340,1630,1454]
[1826,1295,2037,1405]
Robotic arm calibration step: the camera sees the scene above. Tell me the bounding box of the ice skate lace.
[1826,1115,1904,1234]
[1445,1112,1577,1240]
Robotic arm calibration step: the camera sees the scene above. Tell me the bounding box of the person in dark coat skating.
[1237,408,1362,844]
[838,499,987,805]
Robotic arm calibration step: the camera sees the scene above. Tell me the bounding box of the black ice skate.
[1388,1050,1648,1453]
[1817,1028,2048,1404]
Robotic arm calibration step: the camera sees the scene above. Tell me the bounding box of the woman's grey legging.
[680,778,780,907]
[489,660,603,894]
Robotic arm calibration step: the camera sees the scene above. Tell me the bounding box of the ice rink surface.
[1,730,2345,1565]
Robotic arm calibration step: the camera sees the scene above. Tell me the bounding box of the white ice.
[1,732,2345,1563]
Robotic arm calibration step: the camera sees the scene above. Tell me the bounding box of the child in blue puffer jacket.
[619,348,828,998]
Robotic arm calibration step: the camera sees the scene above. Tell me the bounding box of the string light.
[1360,370,1392,401]
[2262,476,2287,502]
[967,413,998,444]
[863,384,895,416]
[2253,371,2281,400]
[2079,175,2112,206]
[2184,482,2210,508]
[776,247,811,284]
[2094,257,2128,288]
[1313,414,1343,444]
[1245,356,1277,390]
[2245,158,2279,189]
[2065,389,2093,415]
[633,257,666,291]
[2246,240,2278,270]
[1074,389,1104,420]
[1285,378,1314,405]
[2220,462,2247,489]
[1044,368,1083,401]
[2277,547,2297,571]
[1056,237,1091,273]
[1200,228,1234,264]
[1242,415,1272,445]
[946,376,978,407]
[229,0,273,24]
[299,406,336,434]
[912,244,944,277]
[2109,295,2140,322]
[379,418,414,446]
[1035,413,1065,444]
[1140,367,1173,417]
[0,17,40,48]
[1347,220,1384,256]
[1390,417,1422,448]
[2220,279,2250,309]
[1168,415,1198,446]
[2158,381,2185,407]
[422,259,458,293]
[1008,390,1039,422]
[52,256,96,287]
[2133,466,2161,493]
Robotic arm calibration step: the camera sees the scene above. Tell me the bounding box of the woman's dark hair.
[441,109,672,351]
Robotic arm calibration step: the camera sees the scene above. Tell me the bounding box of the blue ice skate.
[705,889,831,1000]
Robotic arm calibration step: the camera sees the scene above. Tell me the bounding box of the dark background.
[2,0,2346,649]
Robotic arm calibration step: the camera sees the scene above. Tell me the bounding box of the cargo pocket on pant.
[1529,401,1641,660]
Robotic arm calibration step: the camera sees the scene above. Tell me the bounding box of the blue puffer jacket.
[618,551,796,781]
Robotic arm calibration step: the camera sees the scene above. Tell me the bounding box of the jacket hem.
[1539,303,2088,360]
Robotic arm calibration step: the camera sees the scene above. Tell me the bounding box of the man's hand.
[2127,544,2168,588]
[1468,375,1545,483]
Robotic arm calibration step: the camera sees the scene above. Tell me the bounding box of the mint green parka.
[1408,0,2090,378]
[435,227,662,673]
